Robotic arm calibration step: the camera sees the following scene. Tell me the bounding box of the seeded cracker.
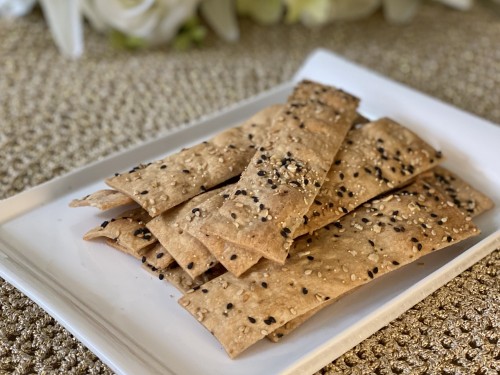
[141,242,175,270]
[147,189,222,278]
[142,262,227,293]
[105,105,282,217]
[267,166,493,341]
[201,81,359,264]
[179,178,479,358]
[83,207,156,256]
[188,117,441,277]
[296,117,442,236]
[184,188,262,277]
[69,189,136,211]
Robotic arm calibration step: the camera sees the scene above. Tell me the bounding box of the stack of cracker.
[71,80,493,358]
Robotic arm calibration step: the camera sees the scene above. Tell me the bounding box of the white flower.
[39,0,83,58]
[0,0,35,18]
[81,0,200,45]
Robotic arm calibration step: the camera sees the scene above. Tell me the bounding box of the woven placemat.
[0,2,499,374]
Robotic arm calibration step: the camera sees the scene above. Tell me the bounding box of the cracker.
[69,189,136,210]
[179,178,479,358]
[189,117,441,276]
[146,189,222,279]
[104,238,157,260]
[143,262,227,294]
[140,242,175,270]
[421,166,494,217]
[105,105,282,217]
[83,207,156,256]
[268,166,494,341]
[201,82,359,263]
[184,189,261,277]
[297,117,442,236]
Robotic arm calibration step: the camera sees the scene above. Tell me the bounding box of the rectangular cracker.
[70,189,136,211]
[105,105,282,217]
[188,117,442,276]
[142,262,227,294]
[83,207,156,256]
[200,81,359,263]
[178,178,479,358]
[267,166,494,341]
[184,189,262,277]
[140,242,175,270]
[147,189,222,279]
[296,117,443,236]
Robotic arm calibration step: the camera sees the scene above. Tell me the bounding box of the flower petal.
[39,0,84,58]
[201,0,239,42]
[383,0,419,23]
[433,0,473,10]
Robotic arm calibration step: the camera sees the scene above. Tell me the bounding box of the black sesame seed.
[303,215,309,224]
[362,218,369,223]
[140,190,148,195]
[304,179,309,185]
[235,190,242,195]
[192,208,200,214]
[392,260,400,266]
[368,270,374,279]
[222,194,229,199]
[417,243,423,251]
[306,238,313,243]
[253,196,259,202]
[257,171,266,176]
[158,274,164,280]
[259,203,265,210]
[261,282,268,288]
[227,303,233,309]
[230,254,237,261]
[248,134,254,140]
[187,262,194,270]
[334,160,341,165]
[302,287,308,295]
[314,199,322,205]
[267,179,273,184]
[277,333,284,338]
[314,182,321,188]
[280,230,288,238]
[248,317,256,324]
[182,169,190,174]
[101,221,109,228]
[336,191,344,198]
[373,267,379,274]
[307,255,314,260]
[341,207,348,213]
[160,165,167,169]
[261,217,267,222]
[339,173,345,180]
[333,221,342,229]
[231,213,237,219]
[141,256,146,263]
[353,172,359,178]
[447,236,453,242]
[368,240,375,247]
[241,190,247,196]
[156,252,164,259]
[364,167,372,174]
[201,289,208,293]
[271,185,278,189]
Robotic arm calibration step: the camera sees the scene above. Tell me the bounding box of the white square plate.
[0,49,499,375]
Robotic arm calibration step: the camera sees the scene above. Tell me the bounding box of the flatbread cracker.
[421,166,494,217]
[179,178,479,358]
[147,189,222,278]
[105,105,282,217]
[83,207,156,256]
[103,238,156,260]
[141,242,175,270]
[142,262,227,294]
[268,166,494,341]
[184,189,261,277]
[69,189,136,211]
[189,117,441,277]
[201,81,359,263]
[296,117,442,236]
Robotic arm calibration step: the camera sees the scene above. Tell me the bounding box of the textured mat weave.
[0,2,499,374]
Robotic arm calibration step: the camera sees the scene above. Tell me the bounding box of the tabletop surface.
[0,3,499,374]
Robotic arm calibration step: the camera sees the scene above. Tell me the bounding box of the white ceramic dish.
[0,49,499,375]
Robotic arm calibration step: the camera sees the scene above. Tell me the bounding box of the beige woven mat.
[0,2,499,374]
